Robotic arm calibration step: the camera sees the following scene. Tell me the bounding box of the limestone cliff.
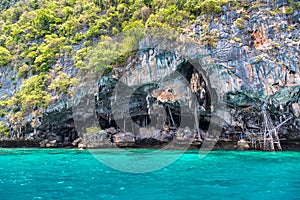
[0,0,299,149]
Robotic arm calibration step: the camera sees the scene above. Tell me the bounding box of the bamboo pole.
[168,105,176,128]
[194,103,201,141]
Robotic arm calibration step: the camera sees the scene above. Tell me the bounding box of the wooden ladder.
[262,109,282,151]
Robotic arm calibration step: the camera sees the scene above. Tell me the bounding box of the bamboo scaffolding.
[245,108,291,151]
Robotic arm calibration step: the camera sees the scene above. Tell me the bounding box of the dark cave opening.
[96,61,212,133]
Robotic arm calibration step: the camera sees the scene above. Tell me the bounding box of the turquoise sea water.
[0,149,299,200]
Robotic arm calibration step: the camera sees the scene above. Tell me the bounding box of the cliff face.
[199,1,300,139]
[193,1,300,134]
[82,0,300,148]
[208,1,299,94]
[0,0,299,148]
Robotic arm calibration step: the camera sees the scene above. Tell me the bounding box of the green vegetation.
[0,0,233,136]
[0,46,11,66]
[0,0,298,137]
[4,75,52,136]
[234,18,244,29]
[0,122,9,137]
[249,3,260,10]
[199,27,220,48]
[285,6,293,15]
[0,109,7,118]
[234,37,242,43]
[185,0,228,15]
[17,64,30,78]
[86,126,101,133]
[288,0,300,10]
[7,75,51,111]
[0,0,298,140]
[48,72,78,94]
[0,0,230,79]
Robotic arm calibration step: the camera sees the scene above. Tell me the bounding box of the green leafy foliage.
[86,126,101,133]
[33,8,61,32]
[285,6,293,15]
[0,46,11,66]
[0,0,233,137]
[0,122,9,137]
[17,64,30,78]
[0,0,231,77]
[7,75,51,111]
[88,28,144,73]
[185,0,228,15]
[234,18,244,29]
[48,72,78,94]
[0,109,7,118]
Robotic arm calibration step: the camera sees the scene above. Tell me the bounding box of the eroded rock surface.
[1,1,299,149]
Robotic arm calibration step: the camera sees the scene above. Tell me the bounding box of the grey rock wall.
[0,1,299,147]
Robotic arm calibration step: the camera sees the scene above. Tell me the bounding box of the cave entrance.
[96,61,212,133]
[127,61,212,132]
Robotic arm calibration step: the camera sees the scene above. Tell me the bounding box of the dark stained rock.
[1,1,300,151]
[0,139,40,148]
[275,0,288,7]
[291,10,300,24]
[113,132,135,147]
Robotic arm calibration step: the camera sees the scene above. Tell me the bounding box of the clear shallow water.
[0,149,299,200]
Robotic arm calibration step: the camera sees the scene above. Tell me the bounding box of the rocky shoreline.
[1,139,300,151]
[0,1,299,151]
[1,126,299,151]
